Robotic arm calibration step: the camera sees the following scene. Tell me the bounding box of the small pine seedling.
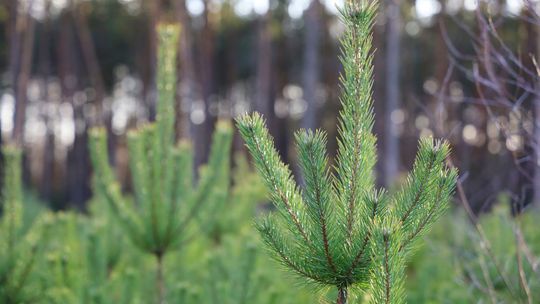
[236,1,457,303]
[89,24,233,303]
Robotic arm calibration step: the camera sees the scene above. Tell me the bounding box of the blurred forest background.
[1,0,539,213]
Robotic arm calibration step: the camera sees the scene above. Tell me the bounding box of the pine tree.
[236,1,457,303]
[197,153,266,245]
[0,146,50,303]
[88,24,233,303]
[39,209,131,304]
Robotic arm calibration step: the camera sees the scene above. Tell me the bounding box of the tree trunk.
[12,4,36,146]
[527,9,540,208]
[155,253,166,304]
[175,0,196,140]
[383,0,401,187]
[336,286,347,304]
[73,2,106,126]
[7,0,20,91]
[146,0,161,121]
[58,4,91,209]
[39,0,55,202]
[255,12,273,123]
[301,0,321,130]
[73,1,116,165]
[194,0,217,167]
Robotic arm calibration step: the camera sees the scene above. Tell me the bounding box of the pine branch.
[393,139,456,232]
[345,191,387,281]
[88,128,145,246]
[174,121,233,241]
[296,129,337,273]
[399,167,457,252]
[334,0,378,243]
[369,218,405,304]
[237,113,311,246]
[256,217,323,283]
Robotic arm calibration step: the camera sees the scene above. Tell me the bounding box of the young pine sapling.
[89,24,233,303]
[236,1,457,303]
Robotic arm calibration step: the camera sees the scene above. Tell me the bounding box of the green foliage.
[236,1,457,302]
[0,146,51,303]
[87,23,240,303]
[88,24,233,258]
[197,152,267,244]
[369,217,405,304]
[38,208,142,304]
[408,204,540,303]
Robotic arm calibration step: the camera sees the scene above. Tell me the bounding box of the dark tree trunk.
[67,122,92,210]
[73,1,116,163]
[194,0,217,167]
[175,0,199,141]
[73,2,106,126]
[12,5,36,147]
[7,0,21,98]
[301,0,322,130]
[39,0,55,202]
[255,12,273,123]
[383,0,400,187]
[145,0,161,121]
[58,6,91,209]
[336,286,347,304]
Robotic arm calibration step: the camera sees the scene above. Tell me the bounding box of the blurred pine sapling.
[89,24,233,303]
[236,1,457,303]
[408,203,540,303]
[0,146,50,303]
[40,208,135,304]
[198,152,266,245]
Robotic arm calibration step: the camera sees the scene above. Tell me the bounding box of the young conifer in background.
[89,24,233,303]
[0,146,50,303]
[236,0,457,303]
[40,209,133,304]
[198,153,266,245]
